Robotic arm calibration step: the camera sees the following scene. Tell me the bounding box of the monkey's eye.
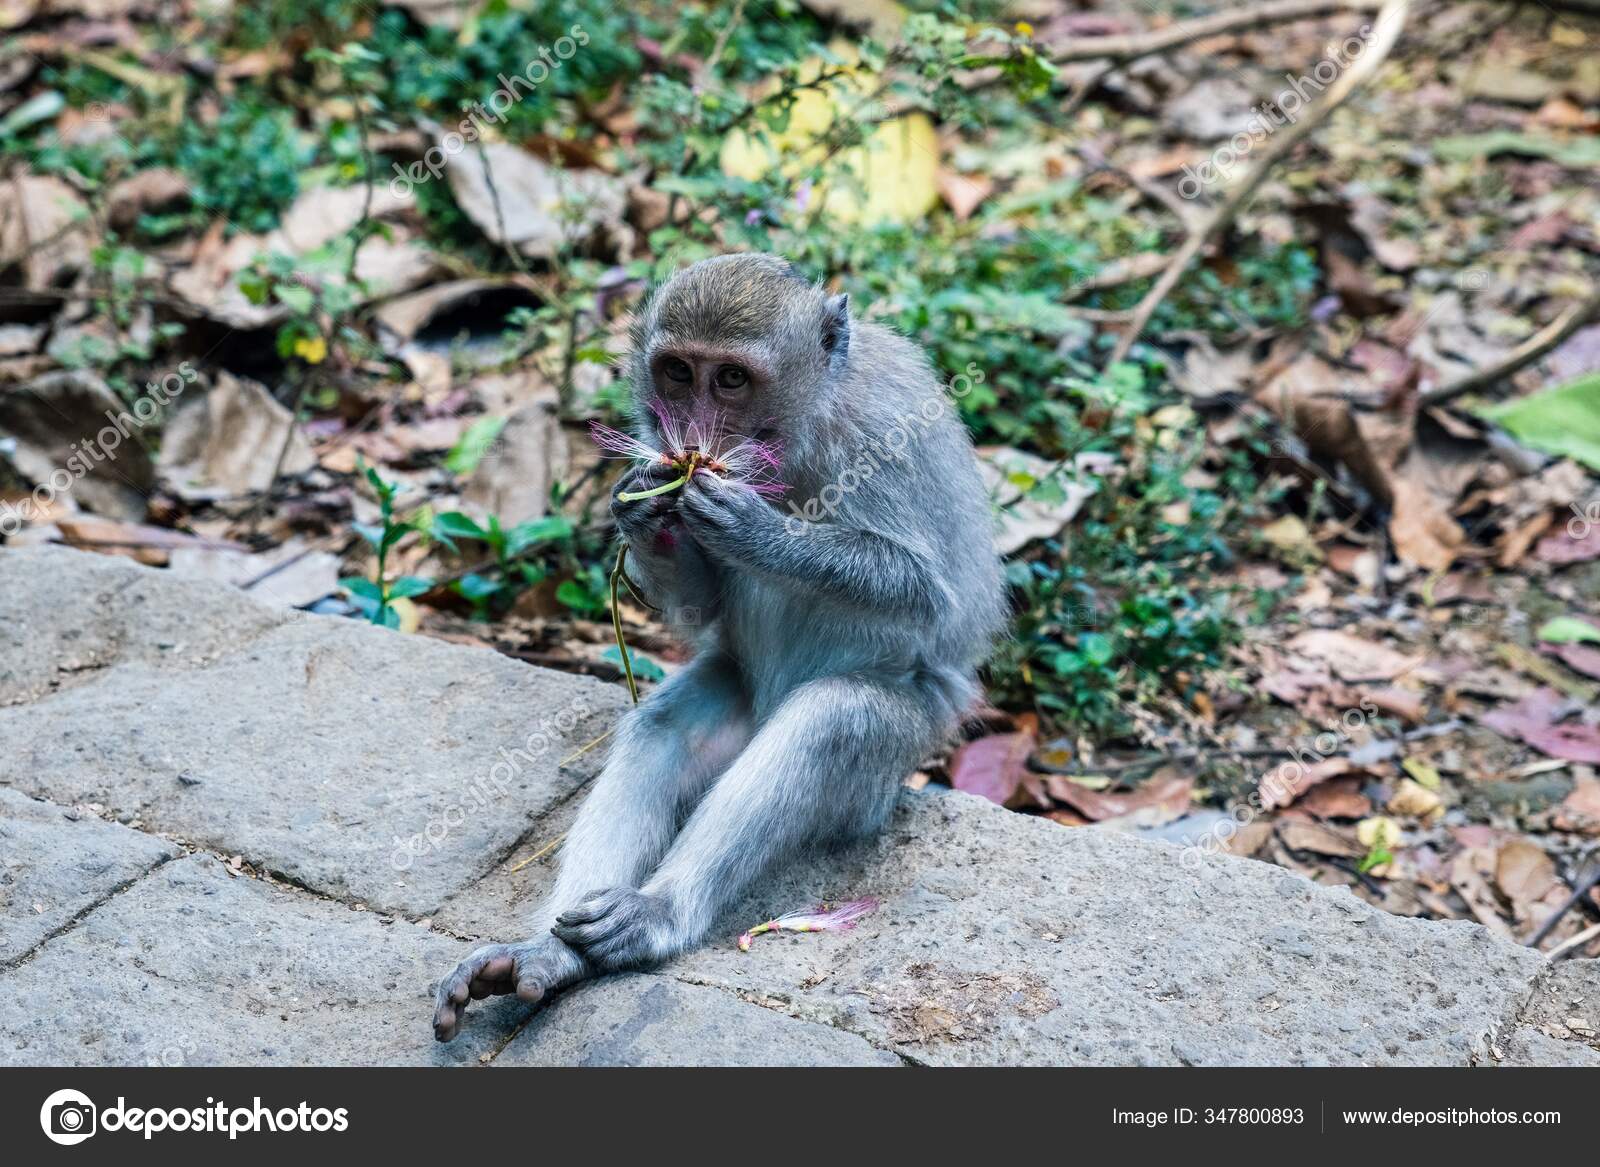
[663,357,693,383]
[715,365,749,390]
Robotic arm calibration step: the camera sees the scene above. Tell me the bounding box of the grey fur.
[432,253,1004,1041]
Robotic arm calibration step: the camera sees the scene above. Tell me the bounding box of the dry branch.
[1044,0,1389,66]
[1421,286,1600,405]
[1106,0,1412,365]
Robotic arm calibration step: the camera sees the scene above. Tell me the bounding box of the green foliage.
[985,374,1259,739]
[174,98,311,233]
[428,508,576,620]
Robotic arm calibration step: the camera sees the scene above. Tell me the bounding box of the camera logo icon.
[40,1089,97,1145]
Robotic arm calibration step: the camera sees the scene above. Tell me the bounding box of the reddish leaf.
[1482,689,1600,764]
[1045,767,1193,823]
[1544,642,1600,682]
[1535,525,1600,565]
[947,731,1036,807]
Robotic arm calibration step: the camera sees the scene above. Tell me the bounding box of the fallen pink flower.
[737,898,879,952]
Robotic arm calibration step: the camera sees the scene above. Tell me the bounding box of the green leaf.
[378,604,401,629]
[1537,616,1600,645]
[432,511,487,543]
[505,516,574,556]
[273,282,315,315]
[1481,375,1600,471]
[556,578,606,616]
[453,573,503,603]
[1078,632,1114,667]
[238,271,270,306]
[0,90,65,137]
[340,576,382,602]
[387,575,435,600]
[351,522,386,552]
[1433,132,1600,168]
[445,415,508,476]
[602,644,665,682]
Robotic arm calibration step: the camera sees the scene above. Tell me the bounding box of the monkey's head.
[627,253,850,455]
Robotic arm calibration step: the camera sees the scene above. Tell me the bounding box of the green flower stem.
[618,473,688,502]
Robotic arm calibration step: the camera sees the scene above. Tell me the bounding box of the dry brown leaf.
[1260,756,1351,812]
[935,170,993,221]
[1278,819,1364,859]
[1289,629,1420,683]
[158,371,314,498]
[1554,773,1600,835]
[1045,766,1192,823]
[1495,839,1558,907]
[1298,775,1372,820]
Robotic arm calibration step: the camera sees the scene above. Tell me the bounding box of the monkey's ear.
[820,293,851,368]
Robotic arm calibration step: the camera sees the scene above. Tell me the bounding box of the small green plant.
[429,510,575,619]
[341,461,433,629]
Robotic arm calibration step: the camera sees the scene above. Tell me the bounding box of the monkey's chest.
[720,578,913,712]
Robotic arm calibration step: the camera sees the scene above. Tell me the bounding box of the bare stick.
[1106,0,1412,365]
[1422,286,1600,405]
[1045,0,1388,66]
[1545,921,1600,962]
[470,133,532,278]
[701,0,747,80]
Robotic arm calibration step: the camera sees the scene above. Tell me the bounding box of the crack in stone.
[0,851,178,973]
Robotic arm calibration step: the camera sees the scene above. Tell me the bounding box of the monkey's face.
[646,340,770,436]
[630,254,848,454]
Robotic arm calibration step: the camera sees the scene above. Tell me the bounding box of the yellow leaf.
[293,335,328,365]
[720,47,939,227]
[1356,816,1401,850]
[1388,778,1443,819]
[390,597,421,635]
[1401,756,1441,789]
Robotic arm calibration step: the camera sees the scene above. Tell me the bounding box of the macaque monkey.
[433,253,1003,1041]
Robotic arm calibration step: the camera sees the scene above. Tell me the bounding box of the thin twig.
[470,132,532,278]
[1526,852,1600,949]
[1107,0,1412,364]
[1044,0,1389,66]
[1028,746,1295,777]
[1545,921,1600,962]
[1422,286,1600,405]
[702,0,747,80]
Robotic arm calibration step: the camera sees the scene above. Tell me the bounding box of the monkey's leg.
[552,672,947,970]
[431,653,752,1041]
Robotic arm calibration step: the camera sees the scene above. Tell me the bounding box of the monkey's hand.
[677,471,779,567]
[431,935,585,1042]
[609,462,684,553]
[552,888,677,971]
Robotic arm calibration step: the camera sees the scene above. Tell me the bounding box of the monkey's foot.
[431,934,585,1042]
[552,888,678,971]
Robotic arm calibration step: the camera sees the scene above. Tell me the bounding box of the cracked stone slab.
[0,855,512,1066]
[541,790,1546,1066]
[0,547,629,916]
[1,546,1581,1066]
[0,787,179,965]
[494,974,900,1066]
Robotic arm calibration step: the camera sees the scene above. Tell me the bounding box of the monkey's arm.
[679,473,949,618]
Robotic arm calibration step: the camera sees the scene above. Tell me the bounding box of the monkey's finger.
[554,903,605,928]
